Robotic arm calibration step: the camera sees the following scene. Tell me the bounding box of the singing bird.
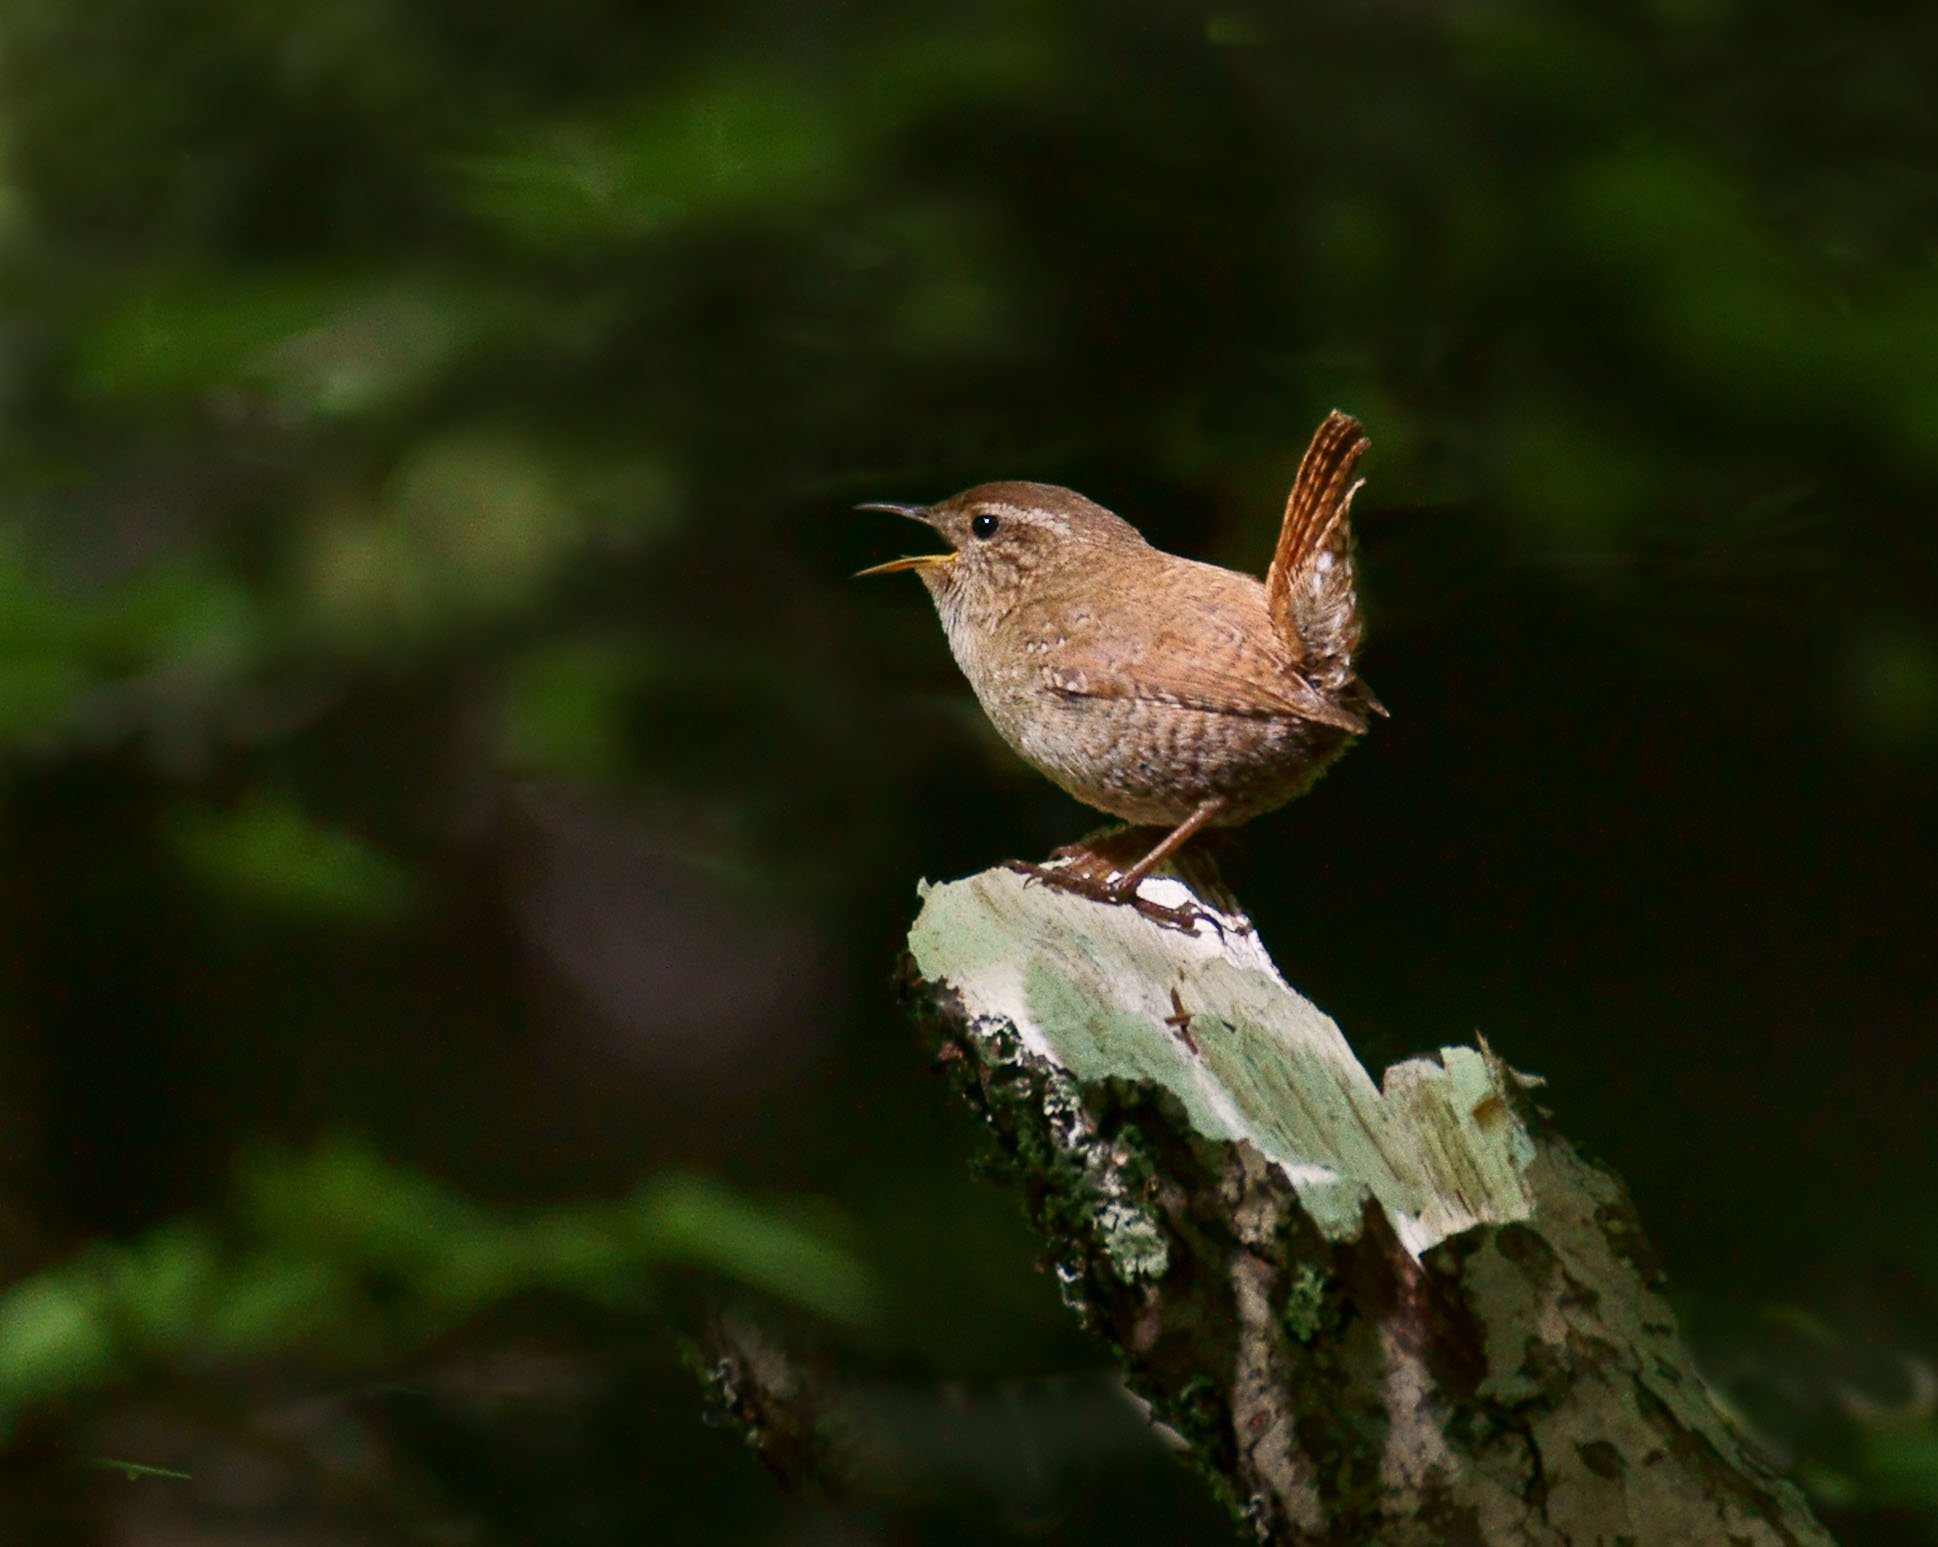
[860,411,1383,924]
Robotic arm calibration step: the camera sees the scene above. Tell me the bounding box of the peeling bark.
[897,864,1837,1546]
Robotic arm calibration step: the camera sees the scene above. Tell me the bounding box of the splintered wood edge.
[905,865,1839,1547]
[907,866,1538,1256]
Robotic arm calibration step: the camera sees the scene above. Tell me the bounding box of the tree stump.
[897,862,1836,1546]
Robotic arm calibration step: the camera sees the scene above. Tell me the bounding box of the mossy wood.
[899,865,1836,1547]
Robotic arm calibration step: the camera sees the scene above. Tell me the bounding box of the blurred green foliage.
[166,792,420,918]
[0,1138,875,1428]
[0,0,1931,1540]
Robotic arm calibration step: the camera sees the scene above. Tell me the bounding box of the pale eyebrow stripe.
[991,503,1070,536]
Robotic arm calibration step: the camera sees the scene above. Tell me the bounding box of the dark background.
[0,0,1933,1541]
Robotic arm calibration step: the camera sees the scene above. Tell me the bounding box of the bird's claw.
[1001,858,1214,934]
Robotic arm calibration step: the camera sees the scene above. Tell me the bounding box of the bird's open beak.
[854,502,957,577]
[855,552,956,576]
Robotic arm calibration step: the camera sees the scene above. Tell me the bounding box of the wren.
[860,410,1383,925]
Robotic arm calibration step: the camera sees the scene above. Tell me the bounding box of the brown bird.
[859,410,1383,925]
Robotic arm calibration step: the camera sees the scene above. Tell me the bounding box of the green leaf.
[164,793,420,922]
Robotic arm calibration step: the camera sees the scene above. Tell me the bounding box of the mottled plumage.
[860,411,1381,917]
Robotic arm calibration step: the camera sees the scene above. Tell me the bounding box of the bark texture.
[898,863,1836,1546]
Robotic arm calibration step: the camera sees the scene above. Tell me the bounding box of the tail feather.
[1265,411,1370,695]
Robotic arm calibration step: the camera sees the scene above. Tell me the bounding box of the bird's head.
[857,481,1145,624]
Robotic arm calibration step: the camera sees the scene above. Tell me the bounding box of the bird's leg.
[1005,796,1230,931]
[1112,796,1229,892]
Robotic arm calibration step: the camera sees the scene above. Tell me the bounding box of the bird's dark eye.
[971,512,1000,539]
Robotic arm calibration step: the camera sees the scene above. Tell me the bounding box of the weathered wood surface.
[899,864,1836,1546]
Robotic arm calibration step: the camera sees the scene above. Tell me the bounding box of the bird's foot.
[1001,857,1212,934]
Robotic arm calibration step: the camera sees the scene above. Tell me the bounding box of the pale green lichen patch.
[991,1049,1169,1284]
[901,873,1840,1547]
[908,984,1173,1302]
[1094,1198,1169,1280]
[907,867,1541,1255]
[1281,1262,1329,1343]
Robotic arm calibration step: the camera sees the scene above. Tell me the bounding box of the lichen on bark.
[897,865,1837,1546]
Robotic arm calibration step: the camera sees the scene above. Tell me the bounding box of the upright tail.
[1265,411,1379,707]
